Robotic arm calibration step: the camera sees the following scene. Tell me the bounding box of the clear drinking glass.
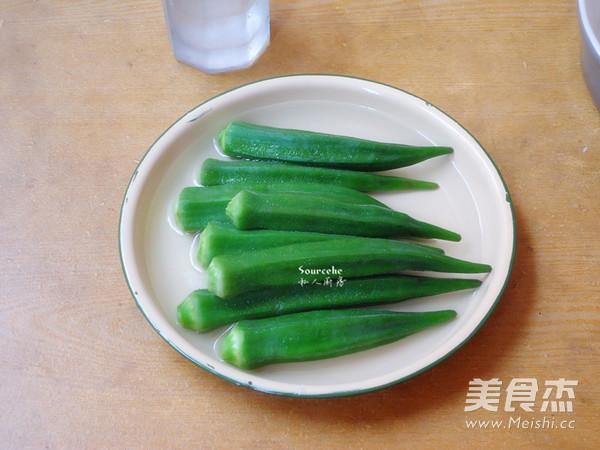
[162,0,270,74]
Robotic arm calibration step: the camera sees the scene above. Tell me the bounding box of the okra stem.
[226,190,461,242]
[220,309,458,369]
[178,275,480,332]
[207,238,491,298]
[218,121,453,172]
[200,158,438,191]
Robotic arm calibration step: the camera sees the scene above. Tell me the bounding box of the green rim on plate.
[119,74,516,398]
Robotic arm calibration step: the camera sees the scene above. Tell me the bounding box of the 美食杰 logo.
[464,378,578,430]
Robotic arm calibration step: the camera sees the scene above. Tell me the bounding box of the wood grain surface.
[1,0,598,448]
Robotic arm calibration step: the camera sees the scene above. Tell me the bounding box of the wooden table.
[1,1,598,448]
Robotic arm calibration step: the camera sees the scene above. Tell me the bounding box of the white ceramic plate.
[119,75,515,397]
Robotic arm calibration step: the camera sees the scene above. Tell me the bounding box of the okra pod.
[218,121,453,172]
[198,222,445,268]
[199,158,438,191]
[175,182,389,233]
[178,275,480,332]
[207,238,491,298]
[226,190,462,242]
[198,223,337,268]
[220,308,458,369]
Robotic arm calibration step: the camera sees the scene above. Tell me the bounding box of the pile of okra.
[173,121,491,370]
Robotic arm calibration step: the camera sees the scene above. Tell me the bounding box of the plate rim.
[118,74,517,398]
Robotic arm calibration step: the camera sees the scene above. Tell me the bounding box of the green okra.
[178,275,480,332]
[218,121,453,172]
[174,182,389,233]
[199,158,438,191]
[197,222,445,268]
[220,308,458,369]
[198,223,336,268]
[226,190,462,242]
[207,238,492,298]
